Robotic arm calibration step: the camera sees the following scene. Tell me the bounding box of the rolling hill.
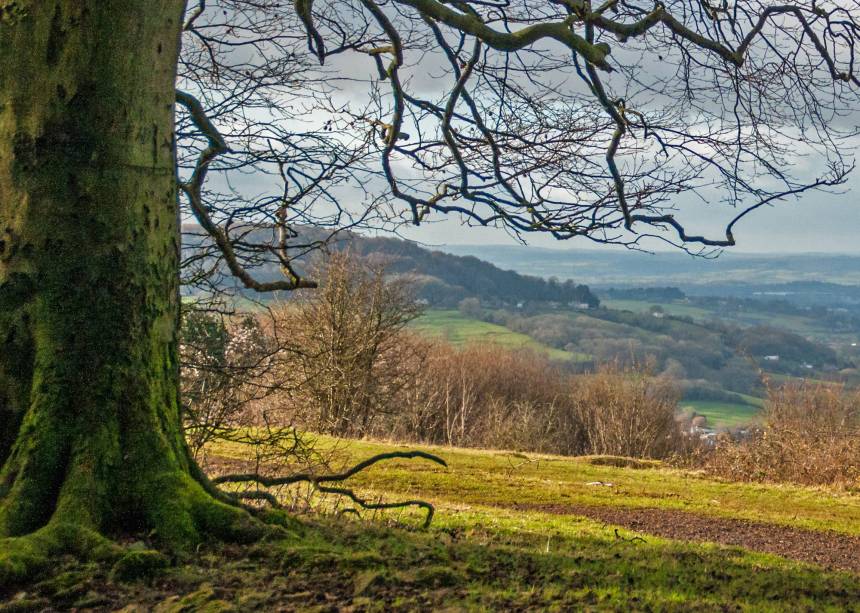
[187,226,854,426]
[182,225,599,309]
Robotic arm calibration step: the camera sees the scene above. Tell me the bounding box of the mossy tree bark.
[0,1,259,567]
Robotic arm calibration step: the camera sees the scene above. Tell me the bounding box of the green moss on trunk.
[0,1,258,580]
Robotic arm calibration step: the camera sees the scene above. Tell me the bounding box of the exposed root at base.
[0,522,120,587]
[141,471,273,548]
[0,470,294,588]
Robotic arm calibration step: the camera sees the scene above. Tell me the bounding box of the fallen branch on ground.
[214,450,447,528]
[613,528,647,545]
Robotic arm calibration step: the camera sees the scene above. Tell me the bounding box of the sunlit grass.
[208,434,860,536]
[197,433,860,609]
[410,309,590,361]
[681,400,762,427]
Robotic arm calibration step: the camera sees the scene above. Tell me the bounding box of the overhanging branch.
[176,90,316,292]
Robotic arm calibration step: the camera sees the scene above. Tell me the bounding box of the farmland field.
[411,309,590,362]
[602,297,844,343]
[680,400,762,428]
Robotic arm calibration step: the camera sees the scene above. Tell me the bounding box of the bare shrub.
[571,363,683,459]
[385,343,579,452]
[271,251,424,437]
[386,345,687,459]
[180,310,282,458]
[701,381,860,487]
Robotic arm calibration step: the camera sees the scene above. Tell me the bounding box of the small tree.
[180,312,280,458]
[458,297,483,319]
[276,252,424,436]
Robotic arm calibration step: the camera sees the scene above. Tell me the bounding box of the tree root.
[0,521,121,588]
[0,470,277,589]
[0,451,443,588]
[134,470,274,549]
[213,450,447,528]
[612,528,647,545]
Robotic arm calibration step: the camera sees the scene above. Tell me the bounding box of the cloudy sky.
[194,3,860,257]
[397,180,860,254]
[319,9,860,256]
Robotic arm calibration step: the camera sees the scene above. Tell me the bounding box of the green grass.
[204,435,860,609]
[680,400,762,428]
[735,393,765,407]
[602,298,839,341]
[411,309,589,362]
[260,504,860,611]
[211,435,860,537]
[8,436,860,610]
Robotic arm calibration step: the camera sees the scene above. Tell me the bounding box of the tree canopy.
[179,0,860,299]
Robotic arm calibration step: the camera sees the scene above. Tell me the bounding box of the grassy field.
[213,435,860,609]
[6,436,860,610]
[411,309,590,362]
[211,435,860,535]
[680,400,762,428]
[602,297,841,342]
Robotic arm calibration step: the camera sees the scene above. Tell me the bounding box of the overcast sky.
[396,180,860,254]
[320,14,860,256]
[195,4,860,257]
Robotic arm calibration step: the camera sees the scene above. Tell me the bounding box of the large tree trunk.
[0,1,255,557]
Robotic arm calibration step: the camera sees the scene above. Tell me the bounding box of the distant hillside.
[184,225,855,412]
[346,236,599,308]
[181,225,599,308]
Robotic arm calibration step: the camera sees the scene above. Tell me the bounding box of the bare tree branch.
[215,450,447,527]
[176,89,317,291]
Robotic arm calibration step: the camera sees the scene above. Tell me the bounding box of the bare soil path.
[508,502,860,574]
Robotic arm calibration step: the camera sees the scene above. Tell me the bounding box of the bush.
[385,343,582,453]
[700,381,860,487]
[458,297,483,319]
[180,309,331,482]
[180,311,279,457]
[571,364,683,459]
[383,346,687,459]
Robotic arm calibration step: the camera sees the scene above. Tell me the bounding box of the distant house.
[570,302,592,310]
[652,311,665,319]
[763,355,780,362]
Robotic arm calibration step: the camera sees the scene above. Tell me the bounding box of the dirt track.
[508,502,860,574]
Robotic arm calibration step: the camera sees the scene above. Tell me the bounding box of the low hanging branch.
[214,450,448,528]
[175,89,317,292]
